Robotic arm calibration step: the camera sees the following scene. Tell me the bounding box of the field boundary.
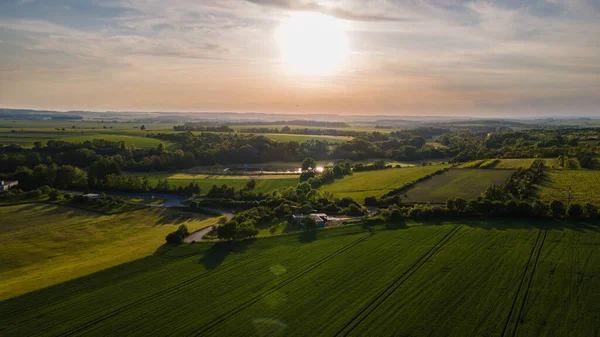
[335,225,462,336]
[189,233,371,336]
[501,229,548,337]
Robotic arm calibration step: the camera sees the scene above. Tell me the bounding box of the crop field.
[495,158,537,169]
[536,169,600,205]
[403,168,515,203]
[0,203,217,300]
[318,165,451,202]
[125,172,300,194]
[1,220,597,336]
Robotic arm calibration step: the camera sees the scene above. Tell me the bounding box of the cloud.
[245,0,408,21]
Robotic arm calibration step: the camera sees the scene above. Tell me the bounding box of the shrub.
[566,203,583,218]
[584,203,598,219]
[549,200,566,218]
[532,200,547,217]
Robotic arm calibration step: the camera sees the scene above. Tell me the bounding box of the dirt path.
[184,226,215,242]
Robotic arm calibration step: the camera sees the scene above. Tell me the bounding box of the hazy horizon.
[1,0,599,116]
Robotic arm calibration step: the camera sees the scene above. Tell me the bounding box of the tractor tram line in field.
[47,249,272,337]
[189,234,372,337]
[335,225,462,337]
[501,229,548,337]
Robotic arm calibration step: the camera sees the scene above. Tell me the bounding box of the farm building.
[0,180,18,192]
[293,213,329,228]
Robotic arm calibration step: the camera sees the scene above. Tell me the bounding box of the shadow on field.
[298,230,317,243]
[199,239,255,270]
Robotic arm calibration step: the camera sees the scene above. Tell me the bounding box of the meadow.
[536,169,600,205]
[1,220,597,336]
[0,203,217,300]
[125,172,300,194]
[318,165,451,202]
[403,168,515,203]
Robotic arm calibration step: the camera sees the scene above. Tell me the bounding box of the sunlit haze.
[0,0,599,116]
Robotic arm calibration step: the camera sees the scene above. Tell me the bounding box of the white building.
[0,180,18,192]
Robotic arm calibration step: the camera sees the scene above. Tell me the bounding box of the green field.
[1,220,597,336]
[318,165,451,202]
[403,168,515,203]
[0,203,217,300]
[0,130,170,148]
[536,170,600,205]
[126,172,300,194]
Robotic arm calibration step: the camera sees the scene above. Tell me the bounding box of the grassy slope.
[125,172,300,194]
[1,220,598,337]
[536,169,600,205]
[318,165,451,202]
[404,168,515,203]
[0,203,217,300]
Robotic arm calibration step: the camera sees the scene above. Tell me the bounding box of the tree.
[245,179,257,191]
[566,203,583,218]
[157,143,165,152]
[217,221,237,240]
[532,200,547,217]
[446,198,455,211]
[364,196,378,207]
[176,224,189,238]
[549,200,565,218]
[301,216,318,230]
[481,184,506,202]
[454,198,467,212]
[301,157,317,171]
[584,203,598,218]
[165,232,183,245]
[140,125,146,131]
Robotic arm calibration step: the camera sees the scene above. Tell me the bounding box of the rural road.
[184,226,216,243]
[184,210,234,243]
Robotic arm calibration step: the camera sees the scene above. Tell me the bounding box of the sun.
[276,12,348,75]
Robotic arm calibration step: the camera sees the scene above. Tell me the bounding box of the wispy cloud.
[0,0,598,115]
[245,0,409,22]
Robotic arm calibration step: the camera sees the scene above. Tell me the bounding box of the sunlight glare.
[276,12,348,75]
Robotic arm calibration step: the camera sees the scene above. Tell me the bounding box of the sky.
[0,0,599,117]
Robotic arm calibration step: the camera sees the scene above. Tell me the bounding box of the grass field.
[0,203,217,300]
[536,170,600,205]
[126,172,300,194]
[318,165,451,202]
[403,168,515,203]
[55,134,168,148]
[1,220,597,336]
